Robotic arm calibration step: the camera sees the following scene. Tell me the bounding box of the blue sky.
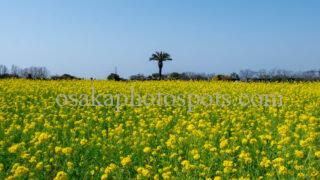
[0,0,319,78]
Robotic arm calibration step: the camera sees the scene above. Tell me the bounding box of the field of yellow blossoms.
[0,79,319,179]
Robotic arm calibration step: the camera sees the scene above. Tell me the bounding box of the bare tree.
[11,65,21,77]
[239,69,256,81]
[257,69,269,81]
[0,65,8,75]
[302,70,318,81]
[21,66,49,79]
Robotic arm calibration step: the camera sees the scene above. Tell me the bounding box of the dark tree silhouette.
[107,73,121,81]
[149,51,172,80]
[51,74,80,80]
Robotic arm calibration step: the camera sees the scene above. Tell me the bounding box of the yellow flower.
[8,144,20,153]
[295,150,304,158]
[153,174,160,180]
[294,165,304,170]
[90,170,95,175]
[162,171,172,180]
[67,162,73,170]
[166,135,176,149]
[13,166,29,177]
[239,176,250,180]
[241,138,248,145]
[278,166,287,175]
[299,140,309,147]
[0,163,4,172]
[121,155,132,166]
[259,157,271,168]
[36,132,51,144]
[35,162,43,171]
[239,151,252,164]
[181,160,195,171]
[0,114,4,121]
[114,124,123,135]
[223,160,233,173]
[297,173,305,178]
[29,156,37,163]
[249,138,257,144]
[266,172,275,177]
[219,139,228,149]
[101,174,108,180]
[20,151,30,159]
[55,146,62,153]
[45,165,51,172]
[190,149,200,160]
[104,163,117,176]
[272,157,284,167]
[137,167,151,177]
[315,151,320,158]
[80,139,88,145]
[143,147,152,154]
[62,147,73,155]
[223,160,233,167]
[53,171,68,180]
[193,154,200,160]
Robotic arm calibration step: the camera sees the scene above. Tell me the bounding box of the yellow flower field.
[0,79,319,179]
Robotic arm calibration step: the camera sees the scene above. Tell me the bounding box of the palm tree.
[149,51,172,80]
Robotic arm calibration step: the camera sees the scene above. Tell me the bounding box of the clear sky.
[0,0,319,78]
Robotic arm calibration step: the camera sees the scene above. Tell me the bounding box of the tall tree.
[149,51,172,80]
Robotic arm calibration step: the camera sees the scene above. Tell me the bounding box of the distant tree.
[230,72,240,81]
[107,73,121,81]
[0,65,19,79]
[186,72,209,80]
[180,72,193,80]
[0,65,8,75]
[212,74,224,81]
[301,70,319,81]
[147,73,160,80]
[149,51,172,80]
[168,72,181,80]
[51,74,80,80]
[257,69,269,81]
[176,72,208,80]
[212,74,233,81]
[239,69,256,81]
[130,74,146,81]
[21,66,49,79]
[11,65,21,77]
[268,69,291,82]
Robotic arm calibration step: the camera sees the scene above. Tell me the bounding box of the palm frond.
[149,51,172,61]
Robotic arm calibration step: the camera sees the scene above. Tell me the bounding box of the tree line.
[127,69,320,82]
[0,65,50,79]
[1,64,319,82]
[0,65,79,80]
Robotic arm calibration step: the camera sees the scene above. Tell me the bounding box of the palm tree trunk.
[158,61,163,80]
[159,67,162,80]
